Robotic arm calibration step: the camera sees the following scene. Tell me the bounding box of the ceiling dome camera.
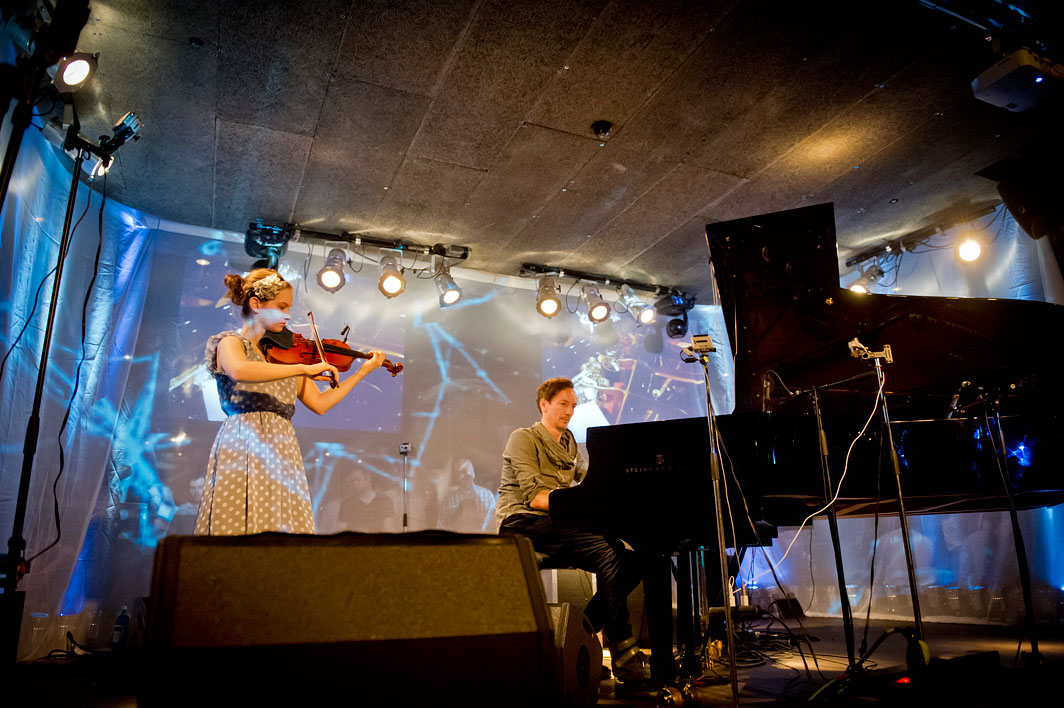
[666,312,688,339]
[591,120,612,139]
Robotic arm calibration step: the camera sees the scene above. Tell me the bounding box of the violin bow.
[306,311,339,388]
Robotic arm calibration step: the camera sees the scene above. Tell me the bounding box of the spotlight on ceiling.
[245,220,294,270]
[378,248,405,298]
[49,52,98,92]
[620,284,655,326]
[536,275,562,318]
[849,264,884,294]
[582,285,611,323]
[317,247,347,292]
[956,235,985,264]
[436,266,462,306]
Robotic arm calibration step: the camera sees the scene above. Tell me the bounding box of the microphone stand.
[848,339,924,643]
[786,369,873,674]
[399,443,410,532]
[682,336,739,707]
[980,392,1044,666]
[808,381,859,672]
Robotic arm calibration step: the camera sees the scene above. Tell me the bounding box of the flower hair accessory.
[250,273,288,302]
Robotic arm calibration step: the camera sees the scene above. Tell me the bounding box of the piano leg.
[639,550,676,682]
[675,548,703,678]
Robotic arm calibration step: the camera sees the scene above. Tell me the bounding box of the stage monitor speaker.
[141,532,558,706]
[548,602,602,708]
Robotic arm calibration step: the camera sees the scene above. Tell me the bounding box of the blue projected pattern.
[4,185,1063,657]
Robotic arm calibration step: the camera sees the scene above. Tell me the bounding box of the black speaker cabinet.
[548,602,602,708]
[141,532,558,706]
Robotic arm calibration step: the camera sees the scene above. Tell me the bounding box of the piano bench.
[535,552,572,570]
[535,554,594,610]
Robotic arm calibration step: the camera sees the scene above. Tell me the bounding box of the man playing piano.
[497,377,651,682]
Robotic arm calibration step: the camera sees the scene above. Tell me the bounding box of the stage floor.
[600,615,1064,706]
[15,616,1064,706]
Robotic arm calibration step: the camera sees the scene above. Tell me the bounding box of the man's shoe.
[610,636,652,682]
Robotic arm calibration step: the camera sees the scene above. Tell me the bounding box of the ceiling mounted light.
[378,248,405,298]
[582,284,611,323]
[245,220,293,270]
[317,247,347,292]
[536,275,562,318]
[849,264,884,294]
[49,52,98,92]
[653,292,693,339]
[955,235,985,264]
[620,284,655,326]
[435,266,462,306]
[666,311,688,339]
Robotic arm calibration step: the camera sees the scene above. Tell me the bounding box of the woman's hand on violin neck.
[360,351,386,373]
[305,361,340,381]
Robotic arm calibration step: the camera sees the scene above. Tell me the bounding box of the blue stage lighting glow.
[1008,439,1033,468]
[1035,76,1044,83]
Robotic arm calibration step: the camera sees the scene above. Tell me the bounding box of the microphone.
[945,381,970,419]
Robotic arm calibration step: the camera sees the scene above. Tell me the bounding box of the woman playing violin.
[194,268,386,536]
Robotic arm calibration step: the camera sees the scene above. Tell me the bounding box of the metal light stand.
[981,392,1044,665]
[682,335,739,707]
[848,338,924,643]
[3,127,106,661]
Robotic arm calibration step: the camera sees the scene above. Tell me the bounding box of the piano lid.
[704,203,1064,415]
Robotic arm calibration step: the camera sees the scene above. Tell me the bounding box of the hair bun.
[224,273,246,305]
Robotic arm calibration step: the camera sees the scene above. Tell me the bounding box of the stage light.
[245,220,293,270]
[91,156,112,177]
[435,267,462,306]
[80,154,112,178]
[848,264,883,294]
[317,248,347,292]
[620,284,655,326]
[956,235,985,263]
[100,112,141,155]
[50,52,98,92]
[378,249,405,297]
[536,276,562,318]
[654,292,693,339]
[665,314,688,339]
[582,285,610,323]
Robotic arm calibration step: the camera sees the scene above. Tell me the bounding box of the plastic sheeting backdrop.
[3,106,1064,665]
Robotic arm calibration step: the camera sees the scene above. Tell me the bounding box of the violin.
[260,321,403,382]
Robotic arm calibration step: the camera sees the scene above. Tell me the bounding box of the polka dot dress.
[193,331,316,536]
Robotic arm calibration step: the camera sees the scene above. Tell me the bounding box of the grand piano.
[550,202,1064,681]
[706,202,1064,523]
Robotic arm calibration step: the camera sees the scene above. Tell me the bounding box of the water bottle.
[112,606,130,652]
